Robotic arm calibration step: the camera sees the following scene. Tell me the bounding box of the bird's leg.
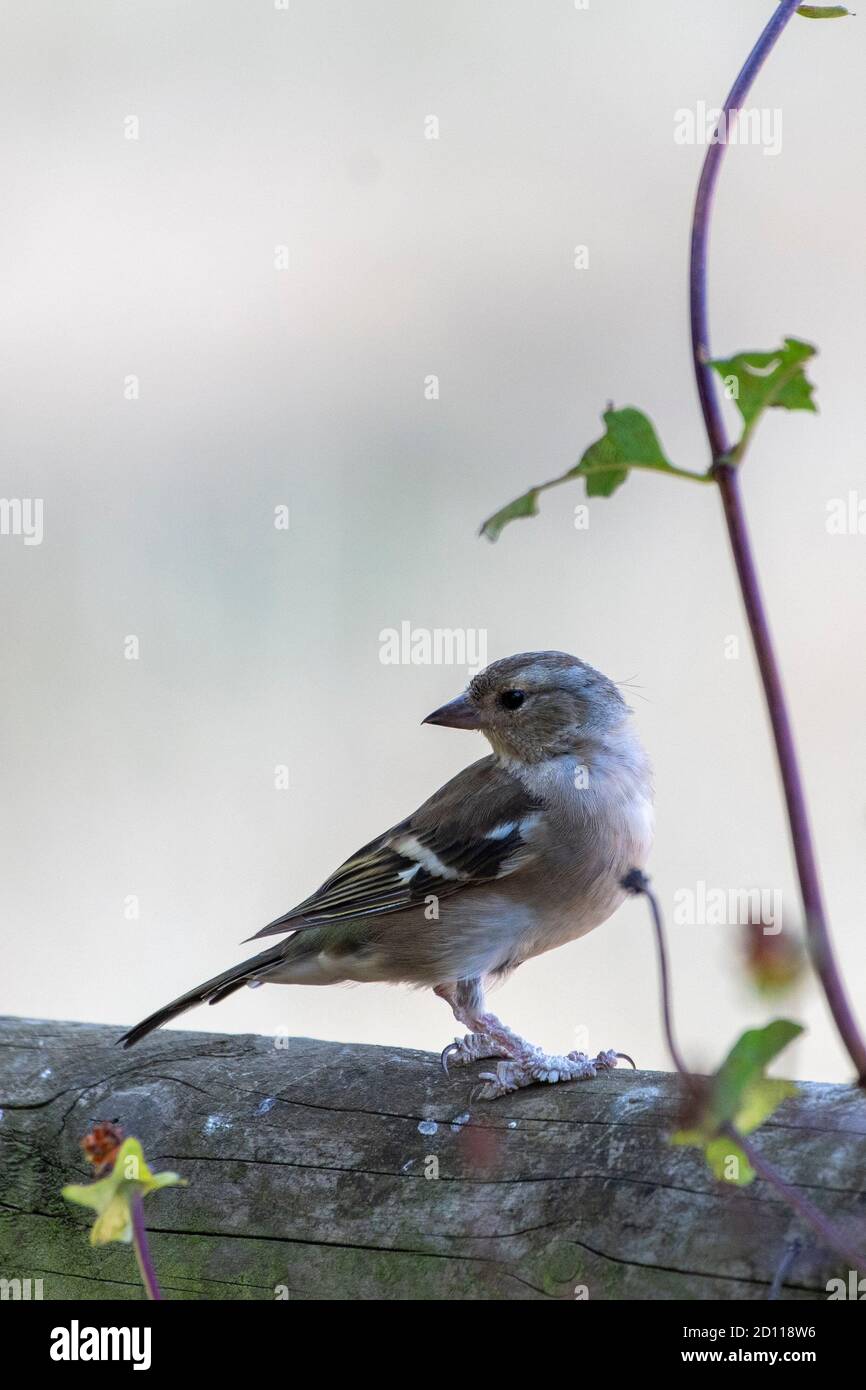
[436,979,512,1071]
[435,979,623,1101]
[466,1010,622,1100]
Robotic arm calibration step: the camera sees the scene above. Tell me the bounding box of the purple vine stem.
[727,1126,866,1275]
[688,0,866,1083]
[622,868,691,1078]
[623,869,866,1276]
[131,1192,162,1301]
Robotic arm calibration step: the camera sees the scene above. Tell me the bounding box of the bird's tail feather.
[118,941,288,1048]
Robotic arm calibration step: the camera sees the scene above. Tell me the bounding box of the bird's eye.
[499,689,526,710]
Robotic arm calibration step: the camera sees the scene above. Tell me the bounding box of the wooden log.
[1,1016,865,1300]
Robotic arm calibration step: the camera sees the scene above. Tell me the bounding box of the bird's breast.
[510,755,653,960]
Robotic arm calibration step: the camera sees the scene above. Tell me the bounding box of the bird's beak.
[422,692,483,730]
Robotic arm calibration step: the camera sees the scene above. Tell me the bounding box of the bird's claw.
[441,1031,507,1074]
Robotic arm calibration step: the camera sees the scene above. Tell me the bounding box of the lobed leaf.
[710,338,817,457]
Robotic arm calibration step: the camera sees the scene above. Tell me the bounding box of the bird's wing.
[246,755,542,939]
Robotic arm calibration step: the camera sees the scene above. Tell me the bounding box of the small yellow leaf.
[63,1136,186,1247]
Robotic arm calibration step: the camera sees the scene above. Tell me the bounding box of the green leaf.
[479,406,709,540]
[734,1076,798,1134]
[63,1136,186,1245]
[710,338,817,460]
[796,5,850,17]
[710,1019,803,1131]
[580,407,665,497]
[479,488,540,542]
[671,1019,802,1187]
[704,1136,755,1185]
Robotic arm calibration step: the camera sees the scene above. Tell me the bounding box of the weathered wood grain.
[1,1016,865,1300]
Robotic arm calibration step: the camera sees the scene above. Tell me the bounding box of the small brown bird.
[120,651,653,1098]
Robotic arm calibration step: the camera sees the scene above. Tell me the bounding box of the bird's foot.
[474,1047,622,1101]
[441,1031,508,1074]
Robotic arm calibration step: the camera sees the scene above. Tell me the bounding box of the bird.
[119,651,653,1099]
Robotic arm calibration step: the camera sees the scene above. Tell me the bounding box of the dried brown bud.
[80,1121,125,1174]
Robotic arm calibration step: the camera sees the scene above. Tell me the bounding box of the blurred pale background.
[2,1,864,1081]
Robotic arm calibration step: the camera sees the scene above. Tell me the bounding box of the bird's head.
[422,650,630,763]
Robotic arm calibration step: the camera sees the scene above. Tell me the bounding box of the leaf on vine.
[62,1136,186,1245]
[671,1019,803,1186]
[479,488,542,540]
[710,338,817,443]
[480,406,689,541]
[795,5,850,17]
[743,919,806,997]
